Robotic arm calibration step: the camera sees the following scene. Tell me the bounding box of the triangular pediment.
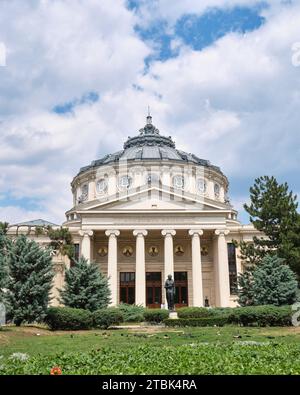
[76,187,230,212]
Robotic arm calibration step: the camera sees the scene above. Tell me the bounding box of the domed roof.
[78,115,222,175]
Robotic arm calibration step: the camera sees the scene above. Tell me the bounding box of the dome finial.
[146,105,152,125]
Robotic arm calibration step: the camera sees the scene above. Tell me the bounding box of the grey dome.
[78,115,221,175]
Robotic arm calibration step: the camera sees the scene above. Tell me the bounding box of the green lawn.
[1,325,300,374]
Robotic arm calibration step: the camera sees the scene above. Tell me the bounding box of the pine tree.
[237,268,254,306]
[6,235,54,326]
[253,255,298,305]
[0,222,9,234]
[60,256,111,311]
[0,231,8,304]
[240,176,300,275]
[238,255,298,306]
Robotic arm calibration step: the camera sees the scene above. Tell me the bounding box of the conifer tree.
[0,231,8,304]
[238,255,298,306]
[240,176,300,274]
[253,255,298,305]
[60,256,111,311]
[6,235,54,326]
[237,268,254,306]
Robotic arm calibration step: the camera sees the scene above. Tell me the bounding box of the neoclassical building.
[8,115,259,308]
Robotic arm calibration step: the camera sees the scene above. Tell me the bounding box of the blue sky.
[133,3,267,64]
[0,0,299,225]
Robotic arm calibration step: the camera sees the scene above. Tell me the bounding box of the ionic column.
[161,229,176,280]
[105,229,120,306]
[189,229,204,307]
[133,230,148,306]
[215,229,230,307]
[78,230,94,262]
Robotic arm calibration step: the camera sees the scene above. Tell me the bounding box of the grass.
[1,325,300,374]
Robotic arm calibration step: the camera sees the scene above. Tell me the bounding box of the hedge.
[165,306,293,327]
[229,305,292,327]
[93,308,124,329]
[45,307,93,330]
[177,307,231,319]
[117,303,145,322]
[164,316,229,327]
[143,309,169,323]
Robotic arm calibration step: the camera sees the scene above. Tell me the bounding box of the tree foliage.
[6,235,54,326]
[35,226,75,259]
[60,257,111,311]
[239,176,300,274]
[0,222,9,234]
[0,231,9,303]
[238,255,298,306]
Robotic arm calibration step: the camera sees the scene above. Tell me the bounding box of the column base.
[169,312,179,320]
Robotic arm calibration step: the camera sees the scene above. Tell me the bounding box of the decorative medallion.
[148,245,159,257]
[97,246,108,257]
[201,245,209,256]
[122,245,134,257]
[174,245,185,256]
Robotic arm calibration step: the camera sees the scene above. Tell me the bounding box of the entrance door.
[120,272,135,304]
[146,272,162,308]
[174,272,188,307]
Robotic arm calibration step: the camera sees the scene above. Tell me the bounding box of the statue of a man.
[164,274,175,311]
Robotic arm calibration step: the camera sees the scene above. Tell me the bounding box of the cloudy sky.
[0,0,299,225]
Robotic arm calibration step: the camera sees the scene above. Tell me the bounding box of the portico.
[78,226,231,308]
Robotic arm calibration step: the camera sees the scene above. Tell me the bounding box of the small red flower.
[50,366,62,375]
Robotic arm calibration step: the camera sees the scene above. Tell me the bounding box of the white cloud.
[0,0,300,225]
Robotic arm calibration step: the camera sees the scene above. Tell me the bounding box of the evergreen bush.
[164,316,229,327]
[143,309,169,323]
[60,257,111,311]
[229,305,292,327]
[93,308,124,329]
[45,307,93,330]
[117,303,145,322]
[6,235,54,326]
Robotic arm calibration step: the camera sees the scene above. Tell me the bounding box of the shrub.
[93,308,124,329]
[177,307,213,319]
[45,307,92,330]
[229,305,292,327]
[176,307,232,319]
[117,304,145,322]
[144,309,169,323]
[164,316,229,327]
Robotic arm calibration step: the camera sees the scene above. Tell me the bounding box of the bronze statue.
[164,274,175,311]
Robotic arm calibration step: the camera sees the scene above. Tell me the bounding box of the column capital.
[215,229,229,236]
[133,229,148,237]
[161,229,176,237]
[79,229,94,237]
[189,229,203,237]
[105,229,120,237]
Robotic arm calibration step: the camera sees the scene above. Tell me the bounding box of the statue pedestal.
[169,311,178,320]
